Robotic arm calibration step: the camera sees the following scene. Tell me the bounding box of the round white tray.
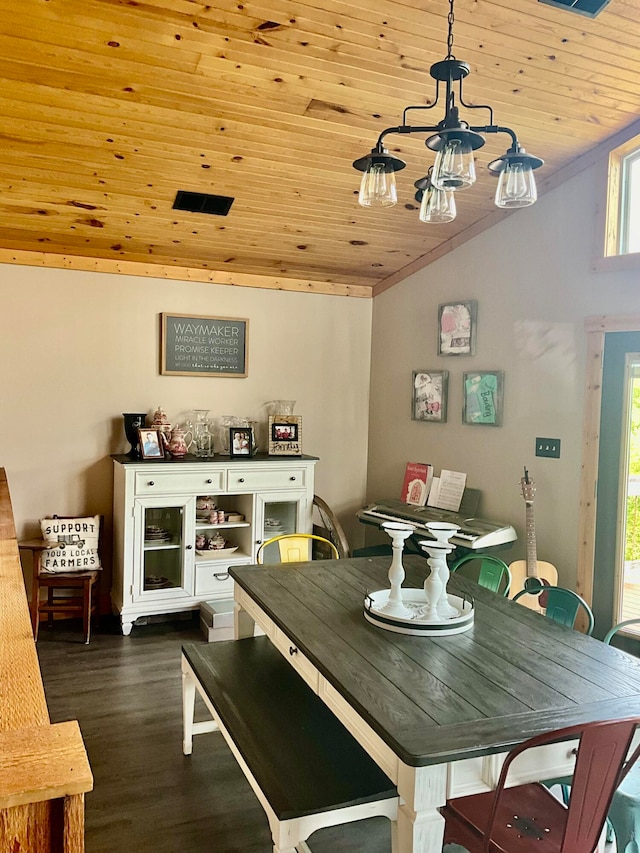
[364,588,474,636]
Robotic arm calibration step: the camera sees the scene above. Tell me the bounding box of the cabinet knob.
[148,481,155,486]
[290,476,296,481]
[206,479,212,484]
[289,646,298,656]
[186,544,193,550]
[238,477,245,483]
[214,572,230,580]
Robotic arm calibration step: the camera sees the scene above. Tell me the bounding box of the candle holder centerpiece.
[364,520,474,636]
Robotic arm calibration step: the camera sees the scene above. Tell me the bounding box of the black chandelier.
[352,0,544,223]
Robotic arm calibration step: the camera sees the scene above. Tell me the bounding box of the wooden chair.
[442,716,640,853]
[20,519,102,644]
[312,494,351,558]
[257,533,339,564]
[450,554,511,596]
[512,584,594,635]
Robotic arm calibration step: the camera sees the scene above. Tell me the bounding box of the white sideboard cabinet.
[111,453,317,635]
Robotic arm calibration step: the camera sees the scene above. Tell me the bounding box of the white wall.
[368,160,640,586]
[0,265,372,586]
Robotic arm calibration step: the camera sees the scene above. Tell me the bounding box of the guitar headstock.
[520,467,536,503]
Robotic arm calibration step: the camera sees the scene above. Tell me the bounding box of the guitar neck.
[525,501,539,578]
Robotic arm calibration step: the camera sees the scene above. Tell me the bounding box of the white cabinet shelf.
[111,453,317,636]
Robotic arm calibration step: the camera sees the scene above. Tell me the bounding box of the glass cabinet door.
[134,498,194,600]
[255,491,308,562]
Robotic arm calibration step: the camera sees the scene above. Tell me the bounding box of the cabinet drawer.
[135,470,225,496]
[227,468,306,491]
[194,563,235,597]
[271,624,319,692]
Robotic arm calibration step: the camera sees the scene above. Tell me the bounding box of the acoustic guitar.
[509,468,558,612]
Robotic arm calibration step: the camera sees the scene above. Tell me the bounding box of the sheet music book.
[435,469,467,512]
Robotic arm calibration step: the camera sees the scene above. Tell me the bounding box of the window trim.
[593,127,640,272]
[579,316,640,614]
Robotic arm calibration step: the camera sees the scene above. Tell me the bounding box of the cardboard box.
[200,600,234,642]
[199,599,264,642]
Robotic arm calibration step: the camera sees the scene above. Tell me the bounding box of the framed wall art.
[268,415,302,456]
[412,370,448,423]
[462,371,504,426]
[161,313,249,377]
[438,300,477,356]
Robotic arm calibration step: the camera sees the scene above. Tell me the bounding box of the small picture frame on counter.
[268,415,302,456]
[229,427,253,457]
[138,428,165,459]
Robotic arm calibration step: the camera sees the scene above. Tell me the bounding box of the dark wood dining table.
[230,554,640,852]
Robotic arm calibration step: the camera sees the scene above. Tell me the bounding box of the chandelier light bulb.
[358,163,398,207]
[431,138,476,191]
[419,184,456,223]
[495,161,537,208]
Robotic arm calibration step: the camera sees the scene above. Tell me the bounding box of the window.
[619,149,640,255]
[600,133,640,264]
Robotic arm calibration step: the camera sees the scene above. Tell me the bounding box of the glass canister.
[212,415,242,455]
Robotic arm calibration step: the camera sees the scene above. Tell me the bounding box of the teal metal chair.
[450,554,511,596]
[513,583,594,635]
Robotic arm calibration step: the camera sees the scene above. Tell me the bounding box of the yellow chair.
[257,533,339,564]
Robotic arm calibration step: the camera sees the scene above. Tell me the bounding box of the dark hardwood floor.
[36,615,394,852]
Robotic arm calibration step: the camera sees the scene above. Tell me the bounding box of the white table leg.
[181,657,196,756]
[396,762,448,852]
[234,601,256,639]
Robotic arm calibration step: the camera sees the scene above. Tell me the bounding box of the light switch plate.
[535,438,561,458]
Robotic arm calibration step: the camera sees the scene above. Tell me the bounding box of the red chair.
[442,717,640,853]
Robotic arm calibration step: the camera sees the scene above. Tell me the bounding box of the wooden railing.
[0,468,92,852]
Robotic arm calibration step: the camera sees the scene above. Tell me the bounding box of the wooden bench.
[182,636,398,853]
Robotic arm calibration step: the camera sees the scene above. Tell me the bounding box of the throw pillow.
[40,515,101,572]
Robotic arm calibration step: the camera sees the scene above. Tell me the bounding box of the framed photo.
[160,313,249,377]
[229,426,253,457]
[462,371,504,426]
[138,428,165,459]
[438,300,477,356]
[268,415,302,456]
[412,370,448,423]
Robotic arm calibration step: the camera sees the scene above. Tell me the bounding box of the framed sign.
[161,313,248,377]
[412,370,448,423]
[438,300,477,356]
[463,371,504,426]
[268,415,302,456]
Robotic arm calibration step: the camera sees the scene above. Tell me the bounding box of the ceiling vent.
[172,191,234,215]
[538,0,610,17]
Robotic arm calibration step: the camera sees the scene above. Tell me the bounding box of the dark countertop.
[111,452,319,464]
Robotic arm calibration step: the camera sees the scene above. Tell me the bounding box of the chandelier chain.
[446,0,455,59]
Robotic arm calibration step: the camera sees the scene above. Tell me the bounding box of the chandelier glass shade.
[352,0,543,223]
[416,169,456,223]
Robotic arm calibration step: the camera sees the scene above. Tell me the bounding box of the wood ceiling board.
[0,0,637,294]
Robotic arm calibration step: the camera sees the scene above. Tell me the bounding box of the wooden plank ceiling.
[0,0,639,297]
